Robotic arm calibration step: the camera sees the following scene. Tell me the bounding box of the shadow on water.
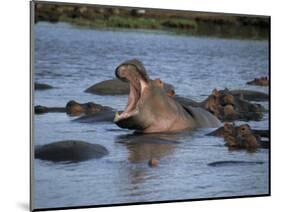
[208,160,265,167]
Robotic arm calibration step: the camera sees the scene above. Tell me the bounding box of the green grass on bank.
[44,14,268,40]
[59,15,197,30]
[35,3,269,39]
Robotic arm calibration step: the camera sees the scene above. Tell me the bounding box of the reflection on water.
[116,133,178,162]
[33,22,269,209]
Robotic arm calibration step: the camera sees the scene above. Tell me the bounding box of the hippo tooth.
[114,112,120,120]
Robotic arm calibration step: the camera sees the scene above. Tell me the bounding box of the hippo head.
[223,122,236,136]
[237,124,252,137]
[66,100,84,116]
[113,59,170,132]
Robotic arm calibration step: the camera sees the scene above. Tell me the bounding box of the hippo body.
[35,100,112,116]
[84,79,175,96]
[207,123,269,151]
[35,105,66,114]
[229,89,269,102]
[174,88,265,121]
[35,140,108,162]
[113,59,221,133]
[207,124,269,139]
[74,110,116,123]
[35,82,54,90]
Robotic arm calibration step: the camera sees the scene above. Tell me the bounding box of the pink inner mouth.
[118,75,141,119]
[124,83,140,113]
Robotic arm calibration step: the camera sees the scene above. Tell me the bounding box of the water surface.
[33,22,269,209]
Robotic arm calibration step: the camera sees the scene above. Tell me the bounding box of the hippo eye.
[154,78,163,86]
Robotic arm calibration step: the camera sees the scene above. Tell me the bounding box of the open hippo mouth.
[114,60,149,124]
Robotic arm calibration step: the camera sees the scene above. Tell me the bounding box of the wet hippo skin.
[35,140,109,162]
[113,59,221,133]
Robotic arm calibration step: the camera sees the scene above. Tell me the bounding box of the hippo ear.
[167,89,175,97]
[212,88,219,96]
[155,78,162,83]
[212,88,217,93]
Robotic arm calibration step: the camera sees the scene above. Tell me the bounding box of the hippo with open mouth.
[113,59,221,133]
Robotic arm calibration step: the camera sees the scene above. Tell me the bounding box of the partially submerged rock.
[35,82,54,90]
[35,140,109,162]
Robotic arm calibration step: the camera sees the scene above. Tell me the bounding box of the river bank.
[34,2,269,39]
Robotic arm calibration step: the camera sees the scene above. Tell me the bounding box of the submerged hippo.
[175,88,265,121]
[35,140,109,162]
[65,100,112,116]
[74,110,116,123]
[113,59,221,133]
[229,89,269,102]
[207,123,269,151]
[85,78,175,96]
[225,124,261,152]
[34,82,54,90]
[247,76,269,86]
[35,100,112,116]
[207,122,269,139]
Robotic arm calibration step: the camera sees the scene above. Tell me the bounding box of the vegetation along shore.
[34,2,269,39]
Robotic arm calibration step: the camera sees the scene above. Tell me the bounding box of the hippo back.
[187,106,221,128]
